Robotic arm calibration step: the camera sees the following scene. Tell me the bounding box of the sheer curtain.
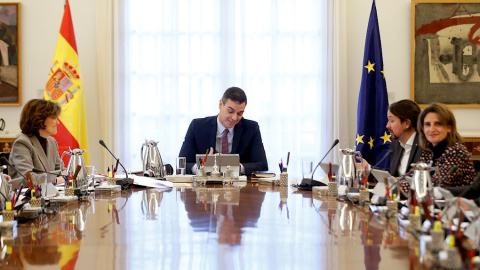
[116,0,337,178]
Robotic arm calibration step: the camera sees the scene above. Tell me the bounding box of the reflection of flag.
[355,0,390,168]
[44,0,89,165]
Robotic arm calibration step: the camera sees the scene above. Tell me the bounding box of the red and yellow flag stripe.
[44,0,89,165]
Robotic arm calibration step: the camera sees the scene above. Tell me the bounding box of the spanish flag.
[44,0,89,165]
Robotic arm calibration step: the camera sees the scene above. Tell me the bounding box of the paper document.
[130,174,173,188]
[166,175,194,183]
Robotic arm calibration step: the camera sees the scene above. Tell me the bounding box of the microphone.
[371,150,393,170]
[297,139,339,190]
[99,140,133,188]
[32,168,64,177]
[0,156,28,184]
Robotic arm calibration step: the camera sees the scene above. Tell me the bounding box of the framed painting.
[411,0,480,107]
[0,3,20,106]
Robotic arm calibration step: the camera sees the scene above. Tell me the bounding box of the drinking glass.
[176,157,186,175]
[302,161,313,179]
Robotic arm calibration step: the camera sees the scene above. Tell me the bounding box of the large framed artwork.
[411,0,480,107]
[0,3,20,106]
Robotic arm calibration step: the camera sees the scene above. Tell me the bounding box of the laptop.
[195,154,240,177]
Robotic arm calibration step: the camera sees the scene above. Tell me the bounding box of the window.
[118,0,334,178]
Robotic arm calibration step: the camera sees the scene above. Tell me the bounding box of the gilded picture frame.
[0,3,20,106]
[411,0,480,108]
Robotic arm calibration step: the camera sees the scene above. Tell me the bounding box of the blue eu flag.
[356,0,391,168]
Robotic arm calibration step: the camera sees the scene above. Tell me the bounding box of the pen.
[73,165,82,181]
[25,172,34,190]
[15,185,23,206]
[115,159,120,175]
[384,178,390,201]
[286,152,290,166]
[328,162,332,182]
[202,149,209,166]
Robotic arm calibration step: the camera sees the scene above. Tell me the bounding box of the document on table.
[129,174,173,189]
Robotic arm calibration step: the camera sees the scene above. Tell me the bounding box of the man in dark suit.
[385,99,422,177]
[179,87,268,175]
[388,133,422,177]
[361,100,422,178]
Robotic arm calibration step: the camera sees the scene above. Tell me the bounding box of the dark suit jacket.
[446,173,480,199]
[179,116,268,175]
[388,133,422,177]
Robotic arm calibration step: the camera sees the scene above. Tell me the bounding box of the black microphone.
[371,150,393,170]
[1,156,27,180]
[0,156,30,192]
[99,140,133,188]
[298,139,339,190]
[31,168,64,177]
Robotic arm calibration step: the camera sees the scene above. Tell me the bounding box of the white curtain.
[113,0,342,178]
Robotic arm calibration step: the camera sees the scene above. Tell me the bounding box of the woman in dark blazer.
[9,99,64,187]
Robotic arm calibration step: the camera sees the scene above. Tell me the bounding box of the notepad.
[252,171,276,178]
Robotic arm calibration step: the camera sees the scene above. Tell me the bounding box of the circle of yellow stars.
[356,131,391,149]
[357,59,388,149]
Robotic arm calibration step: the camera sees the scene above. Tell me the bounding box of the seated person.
[444,173,480,199]
[399,103,476,193]
[358,99,422,177]
[179,87,268,175]
[9,99,65,187]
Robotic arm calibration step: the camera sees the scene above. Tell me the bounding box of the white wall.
[345,0,480,146]
[0,0,102,168]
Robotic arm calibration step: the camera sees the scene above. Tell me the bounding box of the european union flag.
[356,0,391,168]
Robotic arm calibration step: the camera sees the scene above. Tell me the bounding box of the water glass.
[302,161,313,179]
[176,157,186,175]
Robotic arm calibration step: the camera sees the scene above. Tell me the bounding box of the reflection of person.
[182,185,265,238]
[179,87,268,175]
[400,103,476,193]
[9,99,64,187]
[19,221,82,268]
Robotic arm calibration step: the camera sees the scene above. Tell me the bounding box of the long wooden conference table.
[0,182,424,269]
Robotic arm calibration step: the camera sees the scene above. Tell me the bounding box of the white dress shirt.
[398,131,416,176]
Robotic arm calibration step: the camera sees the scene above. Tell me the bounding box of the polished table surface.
[0,182,423,269]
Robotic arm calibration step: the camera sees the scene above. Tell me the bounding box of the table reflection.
[17,203,88,269]
[0,184,422,269]
[182,184,265,239]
